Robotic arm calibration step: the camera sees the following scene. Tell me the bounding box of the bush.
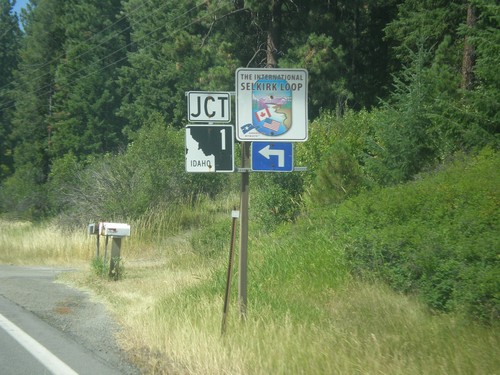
[190,217,233,258]
[251,172,304,230]
[47,112,233,224]
[331,148,499,322]
[308,140,369,205]
[0,164,49,220]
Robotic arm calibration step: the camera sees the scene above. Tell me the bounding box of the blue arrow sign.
[251,142,293,172]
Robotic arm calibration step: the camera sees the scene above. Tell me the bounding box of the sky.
[13,0,29,15]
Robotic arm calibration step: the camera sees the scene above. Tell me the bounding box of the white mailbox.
[100,222,131,237]
[88,223,99,235]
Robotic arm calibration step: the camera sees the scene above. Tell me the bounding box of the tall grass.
[0,219,92,265]
[128,193,239,256]
[2,181,499,374]
[67,264,500,375]
[61,205,499,374]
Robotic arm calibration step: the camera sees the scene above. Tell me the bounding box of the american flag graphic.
[263,120,281,132]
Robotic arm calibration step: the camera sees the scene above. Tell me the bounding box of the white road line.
[0,312,78,375]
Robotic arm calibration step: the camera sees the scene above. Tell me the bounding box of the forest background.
[0,0,498,329]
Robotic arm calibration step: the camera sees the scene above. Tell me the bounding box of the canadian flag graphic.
[255,107,271,122]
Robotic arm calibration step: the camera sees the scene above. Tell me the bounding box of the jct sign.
[236,68,308,142]
[187,91,231,123]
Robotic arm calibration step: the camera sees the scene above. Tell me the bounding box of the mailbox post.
[109,237,122,279]
[101,223,130,279]
[89,222,130,279]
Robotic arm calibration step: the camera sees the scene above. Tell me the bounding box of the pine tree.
[50,0,129,159]
[280,0,399,116]
[0,0,21,181]
[465,0,499,140]
[118,0,212,131]
[5,0,66,217]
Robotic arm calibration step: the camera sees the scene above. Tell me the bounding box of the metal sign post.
[238,142,250,319]
[221,209,239,335]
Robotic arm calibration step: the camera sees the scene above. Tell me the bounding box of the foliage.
[91,255,124,281]
[309,140,367,205]
[365,44,447,184]
[384,0,466,63]
[0,163,49,219]
[464,0,500,141]
[91,255,108,278]
[297,109,377,206]
[0,0,498,330]
[117,0,220,131]
[44,113,233,224]
[190,217,232,258]
[0,0,21,181]
[251,172,304,230]
[331,149,499,322]
[50,0,129,159]
[280,1,400,115]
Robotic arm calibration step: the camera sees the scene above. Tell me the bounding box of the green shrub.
[190,217,233,258]
[0,164,49,220]
[91,255,124,281]
[308,140,369,205]
[91,256,108,278]
[251,172,304,230]
[332,148,499,322]
[46,113,233,224]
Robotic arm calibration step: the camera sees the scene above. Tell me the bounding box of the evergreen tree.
[5,0,66,217]
[0,0,21,181]
[464,0,499,142]
[50,0,129,159]
[384,0,467,62]
[118,0,211,131]
[384,0,498,157]
[280,0,399,116]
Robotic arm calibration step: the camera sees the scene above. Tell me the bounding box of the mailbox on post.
[100,222,131,237]
[88,222,131,280]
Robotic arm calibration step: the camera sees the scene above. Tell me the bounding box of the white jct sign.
[187,91,231,123]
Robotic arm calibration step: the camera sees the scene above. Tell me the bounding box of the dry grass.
[2,218,499,374]
[65,259,500,375]
[77,270,499,375]
[0,219,92,265]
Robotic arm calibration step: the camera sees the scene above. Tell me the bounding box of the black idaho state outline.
[188,127,232,171]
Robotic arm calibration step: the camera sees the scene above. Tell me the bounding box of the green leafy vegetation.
[332,148,499,322]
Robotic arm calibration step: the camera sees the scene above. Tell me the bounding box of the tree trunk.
[461,4,476,90]
[266,0,282,68]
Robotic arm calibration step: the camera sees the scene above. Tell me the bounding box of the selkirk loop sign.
[235,68,308,142]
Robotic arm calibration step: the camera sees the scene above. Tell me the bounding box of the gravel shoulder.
[0,264,140,374]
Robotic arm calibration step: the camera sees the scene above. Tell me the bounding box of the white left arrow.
[259,145,284,167]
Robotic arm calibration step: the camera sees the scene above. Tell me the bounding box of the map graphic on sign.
[186,127,215,172]
[252,78,292,136]
[185,125,234,173]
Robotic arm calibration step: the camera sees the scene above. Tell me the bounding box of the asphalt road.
[0,265,139,375]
